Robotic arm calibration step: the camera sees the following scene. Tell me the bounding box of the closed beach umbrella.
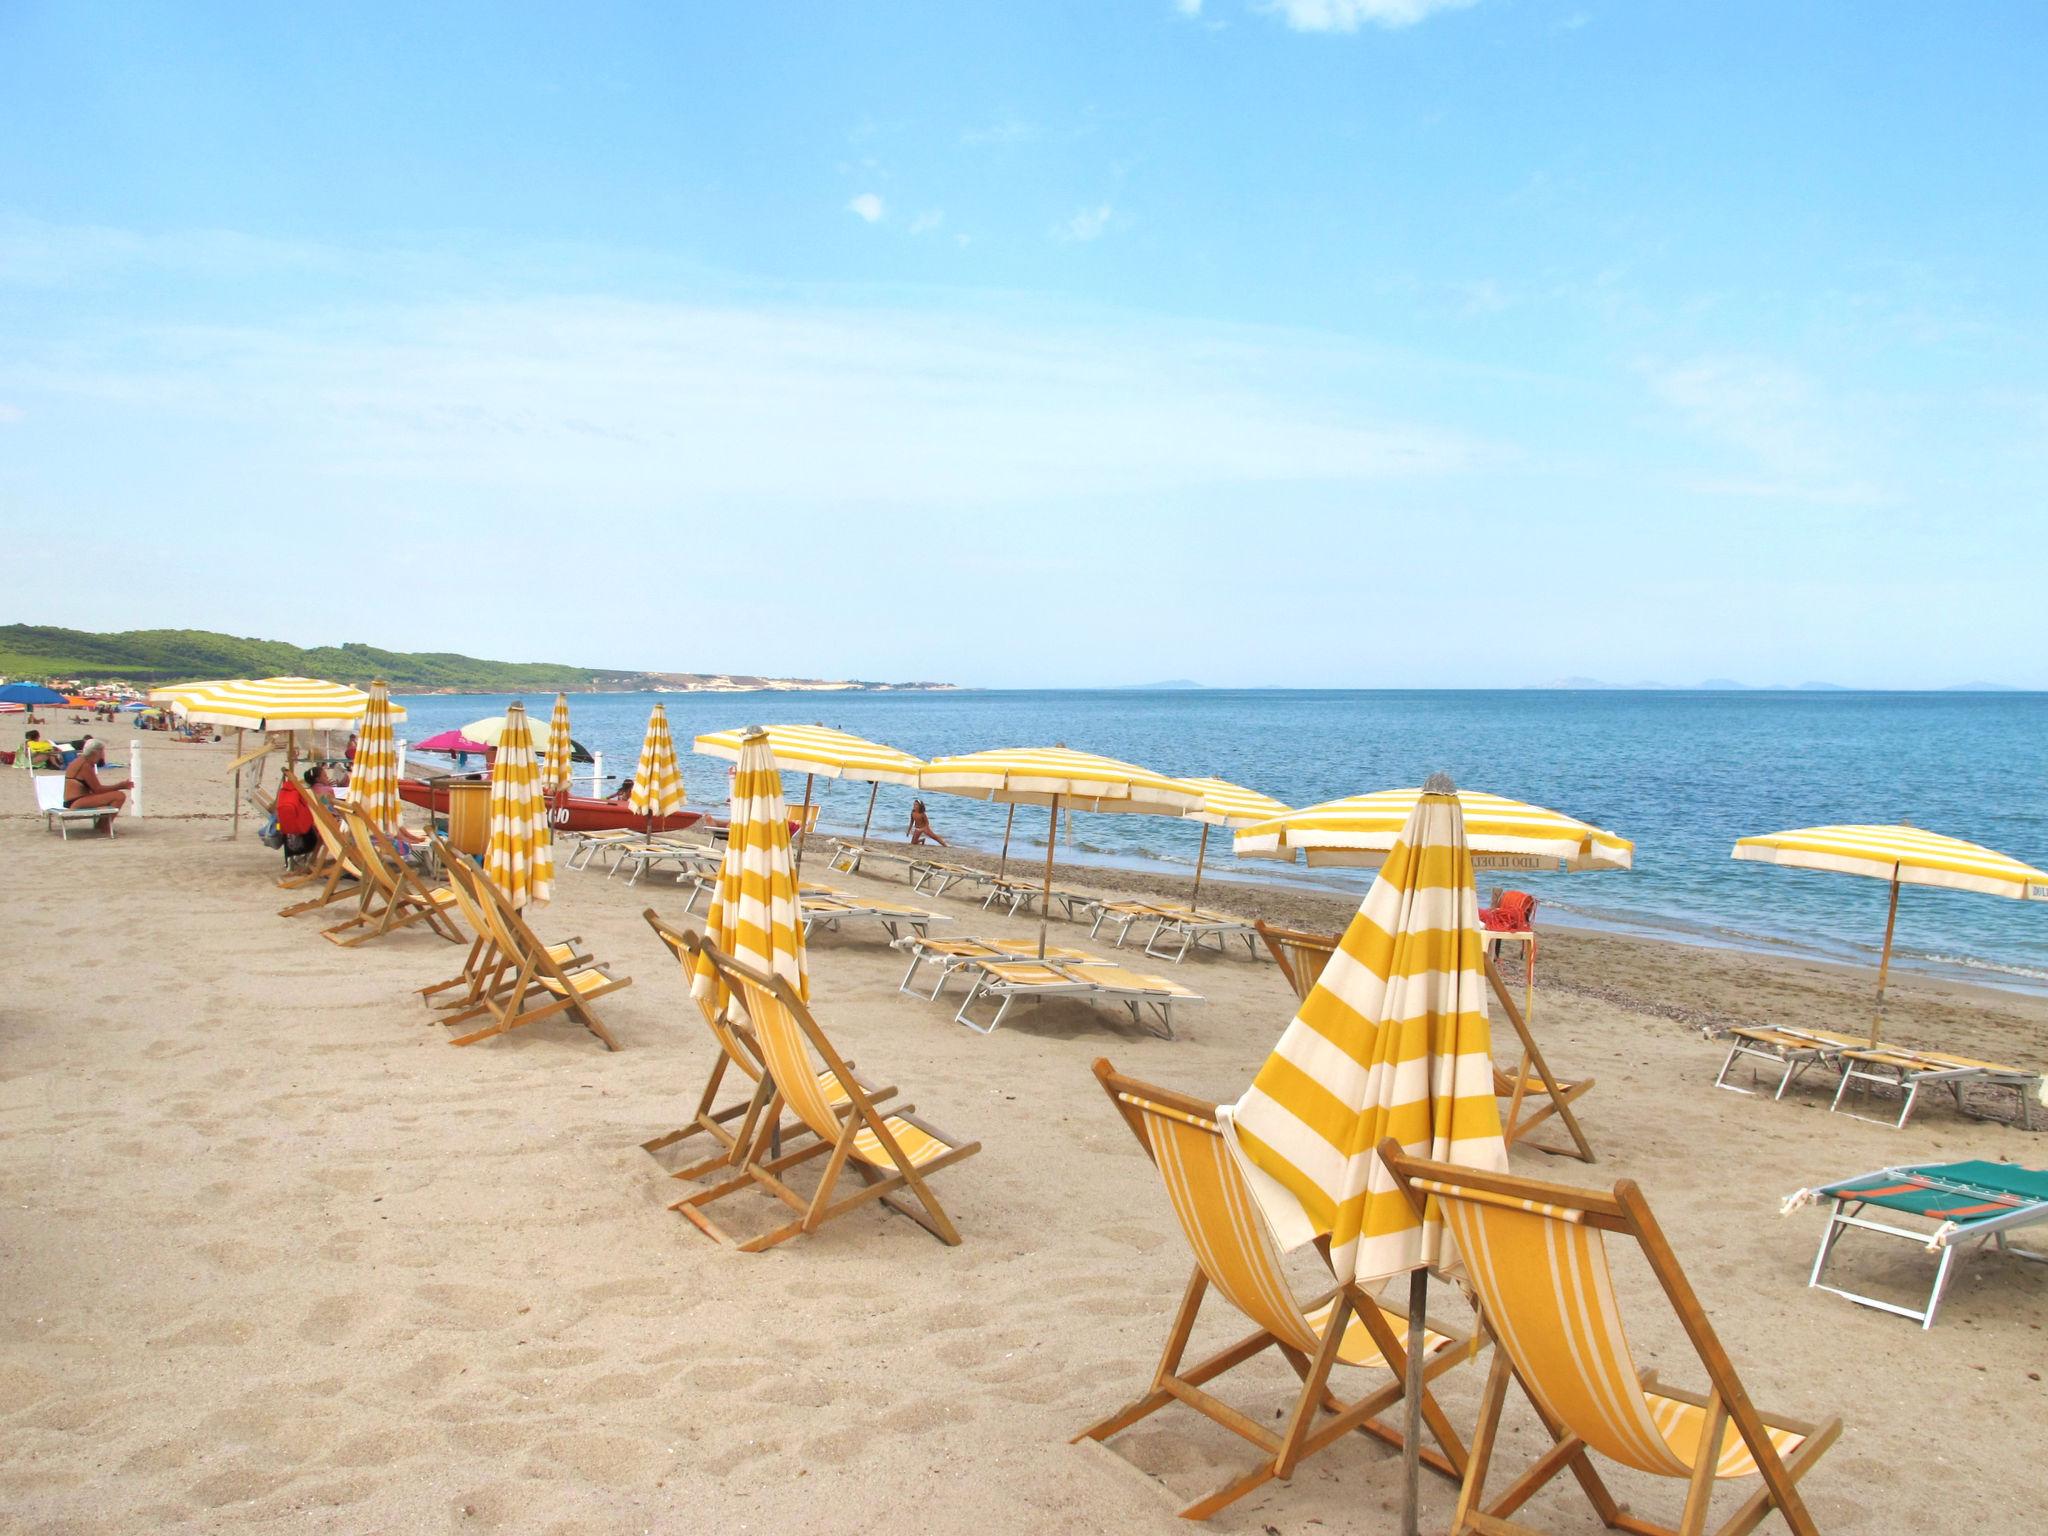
[1733,823,2048,1040]
[694,722,926,866]
[483,702,552,910]
[541,694,575,795]
[1235,785,1632,871]
[1174,775,1290,907]
[350,680,403,833]
[689,728,809,1027]
[628,703,686,838]
[1219,778,1508,1535]
[919,746,1201,957]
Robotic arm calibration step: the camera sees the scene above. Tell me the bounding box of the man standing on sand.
[63,740,132,832]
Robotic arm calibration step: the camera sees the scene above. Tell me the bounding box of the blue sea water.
[391,689,2048,991]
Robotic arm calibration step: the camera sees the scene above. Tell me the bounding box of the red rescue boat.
[398,776,713,834]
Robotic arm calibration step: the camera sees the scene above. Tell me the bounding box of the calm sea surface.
[390,689,2048,991]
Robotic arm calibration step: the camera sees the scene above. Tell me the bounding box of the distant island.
[1119,679,1206,690]
[0,625,955,695]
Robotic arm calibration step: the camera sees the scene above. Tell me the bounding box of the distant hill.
[0,625,953,693]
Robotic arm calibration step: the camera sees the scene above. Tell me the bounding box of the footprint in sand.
[298,1293,369,1345]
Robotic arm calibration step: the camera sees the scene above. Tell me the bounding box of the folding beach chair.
[640,911,896,1180]
[893,934,1102,1000]
[670,933,979,1250]
[1712,1026,1860,1103]
[953,958,1199,1038]
[277,787,365,917]
[1793,1159,2048,1328]
[440,860,627,1049]
[322,806,465,948]
[827,841,923,880]
[422,846,593,1021]
[1380,1144,1841,1536]
[1829,1043,2040,1131]
[801,892,950,944]
[1075,1060,1481,1521]
[1261,921,1597,1161]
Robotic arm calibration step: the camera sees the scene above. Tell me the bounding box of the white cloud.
[1258,0,1477,31]
[847,193,885,224]
[1054,205,1114,243]
[1647,355,1886,506]
[1174,0,1204,15]
[960,117,1039,147]
[909,209,945,236]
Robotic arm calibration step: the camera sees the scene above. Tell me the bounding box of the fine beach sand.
[3,721,2045,1534]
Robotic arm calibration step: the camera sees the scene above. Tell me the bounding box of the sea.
[387,688,2048,994]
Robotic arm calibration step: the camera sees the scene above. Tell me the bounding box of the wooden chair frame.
[441,855,625,1049]
[1077,1060,1481,1520]
[1378,1142,1841,1536]
[671,933,978,1251]
[276,787,364,916]
[638,909,896,1180]
[422,847,594,1022]
[321,807,465,948]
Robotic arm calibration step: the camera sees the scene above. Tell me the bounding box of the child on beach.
[908,799,947,847]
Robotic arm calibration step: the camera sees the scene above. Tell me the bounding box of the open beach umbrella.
[1219,778,1508,1536]
[693,722,926,867]
[414,728,493,756]
[1174,775,1290,908]
[149,676,402,735]
[350,680,403,833]
[1733,823,2048,1041]
[0,683,66,706]
[483,702,552,910]
[628,703,686,838]
[1235,785,1632,871]
[689,728,809,1028]
[919,746,1201,957]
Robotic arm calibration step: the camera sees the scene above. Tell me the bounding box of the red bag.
[1480,889,1536,932]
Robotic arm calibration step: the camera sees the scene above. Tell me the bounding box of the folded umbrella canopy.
[350,680,402,833]
[541,694,575,794]
[1733,822,2048,1042]
[629,704,686,838]
[484,702,552,910]
[694,722,926,869]
[1220,778,1508,1536]
[918,746,1201,957]
[689,728,808,1027]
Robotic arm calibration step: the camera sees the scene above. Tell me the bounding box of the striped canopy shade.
[690,730,809,1024]
[693,722,925,786]
[919,746,1201,815]
[1235,787,1632,872]
[628,704,685,820]
[541,693,574,793]
[1175,775,1291,828]
[1220,788,1508,1286]
[350,680,402,832]
[484,702,552,910]
[1733,824,2048,901]
[148,676,404,733]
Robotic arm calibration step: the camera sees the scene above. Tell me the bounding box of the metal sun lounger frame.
[952,959,1198,1040]
[892,934,1105,1000]
[1802,1160,2048,1328]
[800,895,949,945]
[1712,1025,1863,1102]
[1715,1025,2040,1130]
[604,838,721,887]
[1086,900,1262,963]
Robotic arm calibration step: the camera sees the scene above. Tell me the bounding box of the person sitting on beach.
[908,798,947,847]
[23,730,61,769]
[275,767,324,868]
[608,776,634,803]
[63,741,131,832]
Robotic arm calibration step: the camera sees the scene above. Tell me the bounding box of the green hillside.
[0,625,635,691]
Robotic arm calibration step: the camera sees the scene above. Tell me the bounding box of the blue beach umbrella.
[0,683,66,705]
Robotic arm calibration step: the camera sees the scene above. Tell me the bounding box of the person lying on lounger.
[908,799,948,847]
[63,741,131,832]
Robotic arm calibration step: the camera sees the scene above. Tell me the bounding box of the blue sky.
[3,2,2044,687]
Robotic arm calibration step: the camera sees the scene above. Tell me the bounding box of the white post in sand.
[129,739,143,819]
[396,738,409,779]
[591,751,603,796]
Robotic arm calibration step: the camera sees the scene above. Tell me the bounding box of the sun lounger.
[826,840,931,881]
[892,934,1103,999]
[33,773,108,838]
[1086,900,1262,963]
[954,958,1198,1038]
[606,837,720,887]
[322,807,465,948]
[1791,1159,2048,1328]
[669,930,979,1250]
[562,826,642,872]
[1381,1143,1841,1536]
[437,846,626,1049]
[800,892,949,944]
[641,911,897,1179]
[1712,1024,1863,1101]
[907,859,997,899]
[1830,1042,2041,1130]
[1075,1061,1481,1520]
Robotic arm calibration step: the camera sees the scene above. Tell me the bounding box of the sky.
[2,1,2045,688]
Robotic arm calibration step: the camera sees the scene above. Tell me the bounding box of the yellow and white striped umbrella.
[483,702,552,910]
[690,729,808,1024]
[350,679,403,832]
[1174,775,1291,906]
[693,722,926,786]
[541,694,574,794]
[628,704,686,826]
[148,676,404,733]
[1221,783,1508,1286]
[1235,786,1632,872]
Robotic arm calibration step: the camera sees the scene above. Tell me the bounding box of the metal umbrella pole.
[1037,795,1060,959]
[996,804,1017,879]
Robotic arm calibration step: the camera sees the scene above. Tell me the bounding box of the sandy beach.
[4,720,2045,1534]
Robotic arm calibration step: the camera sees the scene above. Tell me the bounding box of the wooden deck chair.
[443,862,626,1049]
[1378,1144,1841,1536]
[321,806,465,947]
[1258,920,1596,1162]
[422,846,592,1020]
[639,910,897,1180]
[277,789,364,917]
[672,933,978,1251]
[1076,1059,1482,1521]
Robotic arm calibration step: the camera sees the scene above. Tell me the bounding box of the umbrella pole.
[1038,796,1059,960]
[1189,822,1210,908]
[232,728,244,839]
[793,773,816,873]
[997,804,1016,879]
[1872,870,1901,1045]
[857,781,879,851]
[1400,1266,1428,1536]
